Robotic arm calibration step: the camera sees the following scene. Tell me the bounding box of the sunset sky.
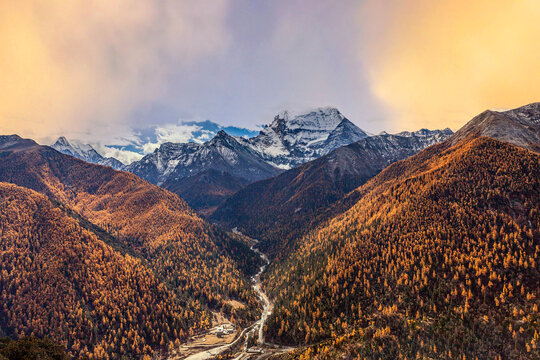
[0,0,538,161]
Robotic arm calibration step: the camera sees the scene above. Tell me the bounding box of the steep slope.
[51,136,124,170]
[0,182,202,359]
[126,142,201,185]
[322,118,370,151]
[212,130,452,256]
[166,130,280,182]
[162,169,249,214]
[263,137,540,359]
[0,137,262,353]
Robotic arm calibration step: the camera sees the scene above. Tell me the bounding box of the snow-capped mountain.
[211,129,455,240]
[51,137,124,170]
[126,130,280,186]
[127,107,367,185]
[395,128,454,146]
[124,107,454,211]
[240,108,368,169]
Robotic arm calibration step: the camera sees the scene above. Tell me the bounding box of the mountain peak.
[53,136,70,147]
[215,129,231,138]
[0,134,37,150]
[448,103,540,151]
[275,110,290,121]
[210,130,237,145]
[51,136,124,169]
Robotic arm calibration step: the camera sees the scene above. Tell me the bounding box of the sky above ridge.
[0,0,538,162]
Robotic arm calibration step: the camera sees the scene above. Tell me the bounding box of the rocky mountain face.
[239,108,368,169]
[448,102,540,151]
[126,130,281,186]
[211,129,454,255]
[51,136,124,170]
[126,108,370,210]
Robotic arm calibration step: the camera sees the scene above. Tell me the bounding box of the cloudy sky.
[1,0,538,162]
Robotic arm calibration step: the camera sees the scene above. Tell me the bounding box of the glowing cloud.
[0,0,230,140]
[361,0,540,130]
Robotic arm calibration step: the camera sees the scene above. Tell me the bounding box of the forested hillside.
[212,132,451,257]
[0,182,205,358]
[264,137,539,359]
[0,138,262,359]
[162,169,249,213]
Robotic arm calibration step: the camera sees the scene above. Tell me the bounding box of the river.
[183,241,271,360]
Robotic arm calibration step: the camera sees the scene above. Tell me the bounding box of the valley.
[176,232,293,360]
[0,103,538,360]
[2,3,538,359]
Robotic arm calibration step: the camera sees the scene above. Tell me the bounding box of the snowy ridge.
[245,107,368,168]
[51,137,124,170]
[125,107,456,191]
[126,130,280,185]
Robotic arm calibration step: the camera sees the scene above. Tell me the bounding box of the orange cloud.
[0,0,230,140]
[361,0,540,131]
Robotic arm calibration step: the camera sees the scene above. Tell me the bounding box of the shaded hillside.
[212,132,452,256]
[0,183,201,358]
[162,169,249,213]
[0,137,262,357]
[263,137,540,359]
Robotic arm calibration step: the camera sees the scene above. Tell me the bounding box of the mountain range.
[2,102,538,359]
[211,128,453,254]
[67,107,448,211]
[0,135,261,358]
[125,108,369,182]
[262,103,540,359]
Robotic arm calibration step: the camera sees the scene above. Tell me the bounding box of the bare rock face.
[448,103,540,152]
